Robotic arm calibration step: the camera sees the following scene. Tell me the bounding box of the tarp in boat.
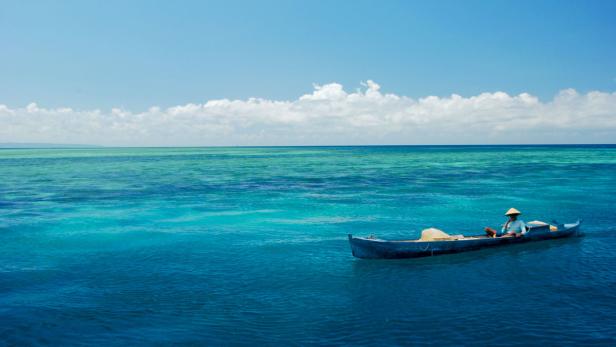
[528,220,558,232]
[421,228,451,241]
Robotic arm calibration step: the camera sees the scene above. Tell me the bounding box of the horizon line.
[1,143,615,150]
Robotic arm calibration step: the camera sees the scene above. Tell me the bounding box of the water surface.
[1,146,615,345]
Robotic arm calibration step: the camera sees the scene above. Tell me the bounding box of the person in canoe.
[484,208,527,238]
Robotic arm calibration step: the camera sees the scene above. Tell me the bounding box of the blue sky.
[1,1,615,146]
[1,0,615,109]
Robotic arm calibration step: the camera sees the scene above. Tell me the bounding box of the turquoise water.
[1,146,615,345]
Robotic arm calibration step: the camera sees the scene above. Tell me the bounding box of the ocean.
[1,145,615,345]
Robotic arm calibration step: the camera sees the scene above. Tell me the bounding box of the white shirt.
[501,219,526,235]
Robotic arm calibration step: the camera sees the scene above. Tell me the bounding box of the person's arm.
[501,220,510,233]
[519,221,527,235]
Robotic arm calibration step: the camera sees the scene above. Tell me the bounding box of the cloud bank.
[1,81,615,146]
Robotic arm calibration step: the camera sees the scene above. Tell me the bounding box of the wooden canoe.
[348,220,582,259]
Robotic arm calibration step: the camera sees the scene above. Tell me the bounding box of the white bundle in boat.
[528,220,558,232]
[420,228,456,241]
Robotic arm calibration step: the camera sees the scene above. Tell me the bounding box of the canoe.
[348,220,582,259]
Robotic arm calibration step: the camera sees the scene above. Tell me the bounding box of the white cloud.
[1,81,615,146]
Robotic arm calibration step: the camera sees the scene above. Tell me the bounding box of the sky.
[1,0,615,145]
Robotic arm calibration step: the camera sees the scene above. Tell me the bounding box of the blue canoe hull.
[349,221,582,259]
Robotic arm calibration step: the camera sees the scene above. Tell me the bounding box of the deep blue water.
[1,146,615,346]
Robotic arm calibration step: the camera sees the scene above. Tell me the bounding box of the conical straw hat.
[505,208,521,216]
